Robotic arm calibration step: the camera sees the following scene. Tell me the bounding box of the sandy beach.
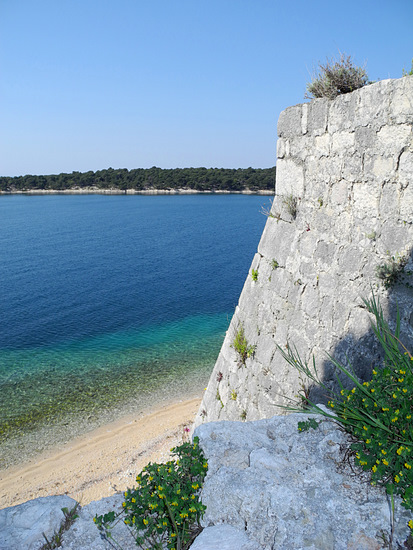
[0,396,202,510]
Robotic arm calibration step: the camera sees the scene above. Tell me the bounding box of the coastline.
[0,188,274,196]
[0,395,202,510]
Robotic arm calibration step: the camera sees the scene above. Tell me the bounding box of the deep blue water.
[0,194,268,466]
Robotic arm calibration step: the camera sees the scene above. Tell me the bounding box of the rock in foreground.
[193,411,411,549]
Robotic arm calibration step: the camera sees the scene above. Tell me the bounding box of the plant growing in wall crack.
[251,268,258,282]
[231,324,256,367]
[282,193,298,220]
[376,252,408,289]
[94,438,208,550]
[278,292,413,542]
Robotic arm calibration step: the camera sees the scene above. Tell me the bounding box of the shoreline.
[0,395,202,510]
[0,188,274,196]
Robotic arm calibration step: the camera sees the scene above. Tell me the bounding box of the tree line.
[0,166,276,192]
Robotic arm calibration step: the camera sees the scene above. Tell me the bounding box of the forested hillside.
[0,167,275,192]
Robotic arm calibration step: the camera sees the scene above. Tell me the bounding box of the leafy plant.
[231,324,256,367]
[402,59,413,77]
[297,418,320,432]
[270,259,279,270]
[251,268,258,282]
[282,193,298,220]
[94,438,208,550]
[306,53,368,100]
[240,409,247,421]
[376,252,408,289]
[278,292,413,535]
[41,504,80,549]
[231,389,237,401]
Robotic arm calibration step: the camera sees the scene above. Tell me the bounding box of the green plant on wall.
[277,293,413,541]
[282,193,298,220]
[231,324,256,367]
[376,252,408,289]
[251,268,258,282]
[402,59,413,76]
[306,53,368,99]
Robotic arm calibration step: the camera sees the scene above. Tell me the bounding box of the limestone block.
[364,154,395,182]
[190,524,256,550]
[328,91,357,133]
[389,75,413,124]
[376,124,412,156]
[277,104,303,137]
[399,149,413,185]
[355,126,377,151]
[314,133,331,157]
[194,415,411,550]
[400,182,413,220]
[331,131,355,154]
[307,98,329,136]
[379,181,400,219]
[258,219,297,266]
[301,102,309,134]
[276,137,286,159]
[341,152,363,182]
[276,157,305,196]
[0,495,78,550]
[329,180,350,208]
[352,182,380,218]
[354,79,392,129]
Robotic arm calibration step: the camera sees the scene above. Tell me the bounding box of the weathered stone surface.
[193,413,411,550]
[61,494,134,550]
[0,495,77,550]
[194,76,413,429]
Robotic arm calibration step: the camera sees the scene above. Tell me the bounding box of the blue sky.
[1,0,412,176]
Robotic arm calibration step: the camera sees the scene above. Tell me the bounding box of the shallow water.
[0,194,268,467]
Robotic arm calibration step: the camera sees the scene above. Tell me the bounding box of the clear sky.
[1,0,412,177]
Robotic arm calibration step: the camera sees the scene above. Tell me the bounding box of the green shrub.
[278,293,413,530]
[376,252,408,289]
[231,325,256,367]
[94,438,208,550]
[282,193,298,220]
[251,268,258,282]
[306,53,368,100]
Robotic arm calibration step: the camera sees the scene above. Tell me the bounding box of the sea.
[0,193,269,468]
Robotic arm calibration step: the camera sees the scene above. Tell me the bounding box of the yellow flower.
[403,388,408,393]
[363,426,368,431]
[395,475,400,483]
[407,415,412,419]
[372,369,377,375]
[399,378,404,383]
[351,388,356,393]
[136,476,141,482]
[381,450,387,455]
[131,497,136,503]
[171,533,177,538]
[408,519,413,529]
[370,388,375,393]
[143,519,148,525]
[122,502,126,508]
[397,447,404,455]
[372,465,377,472]
[366,439,371,444]
[163,521,168,526]
[393,393,397,399]
[192,483,199,490]
[383,459,389,466]
[405,463,412,469]
[392,417,398,423]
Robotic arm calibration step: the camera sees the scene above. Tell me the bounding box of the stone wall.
[194,76,413,427]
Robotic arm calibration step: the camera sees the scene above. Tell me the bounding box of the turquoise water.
[0,194,268,466]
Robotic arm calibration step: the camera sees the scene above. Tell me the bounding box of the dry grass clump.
[306,53,368,100]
